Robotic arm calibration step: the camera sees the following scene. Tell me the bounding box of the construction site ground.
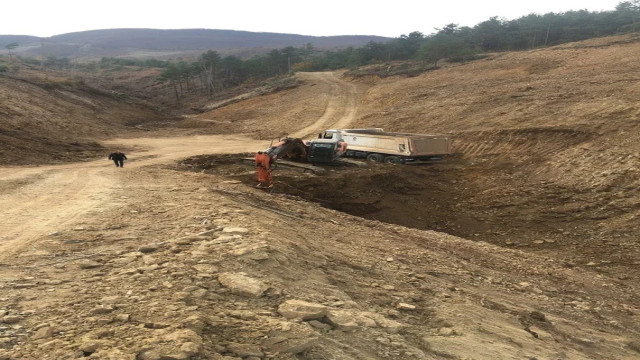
[0,35,639,360]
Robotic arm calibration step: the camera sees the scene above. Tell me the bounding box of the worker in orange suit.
[254,151,274,189]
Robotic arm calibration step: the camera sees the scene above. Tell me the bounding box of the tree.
[5,42,18,61]
[417,33,469,67]
[159,63,188,102]
[473,17,508,50]
[199,50,221,97]
[387,31,424,60]
[299,43,318,61]
[437,24,459,35]
[264,47,303,75]
[616,0,640,31]
[415,24,476,67]
[219,55,245,86]
[359,41,389,62]
[617,0,640,15]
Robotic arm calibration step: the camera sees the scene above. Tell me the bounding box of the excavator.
[254,137,347,189]
[265,137,347,163]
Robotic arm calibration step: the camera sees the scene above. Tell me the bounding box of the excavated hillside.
[0,69,167,165]
[0,34,639,360]
[187,34,640,281]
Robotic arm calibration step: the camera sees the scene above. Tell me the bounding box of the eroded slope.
[0,71,166,165]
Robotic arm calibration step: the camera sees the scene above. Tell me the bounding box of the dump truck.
[318,128,451,163]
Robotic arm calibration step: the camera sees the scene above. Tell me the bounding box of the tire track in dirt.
[453,127,593,159]
[289,72,359,139]
[0,164,115,259]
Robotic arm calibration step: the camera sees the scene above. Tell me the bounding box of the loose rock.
[226,343,263,358]
[1,316,21,324]
[263,335,318,355]
[218,272,268,297]
[90,305,115,315]
[437,327,455,336]
[138,244,161,253]
[192,264,218,274]
[32,326,54,339]
[222,227,250,234]
[397,303,416,311]
[278,300,327,320]
[78,260,102,269]
[115,314,130,322]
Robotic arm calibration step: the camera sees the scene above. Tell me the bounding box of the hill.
[0,28,391,59]
[0,34,639,359]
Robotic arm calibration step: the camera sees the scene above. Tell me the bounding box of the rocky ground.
[1,164,639,359]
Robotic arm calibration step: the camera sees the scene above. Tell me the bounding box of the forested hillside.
[306,1,640,70]
[2,1,638,107]
[0,29,390,60]
[93,2,640,102]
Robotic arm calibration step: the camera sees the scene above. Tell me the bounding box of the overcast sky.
[2,0,623,38]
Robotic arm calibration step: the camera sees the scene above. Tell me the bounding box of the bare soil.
[0,35,639,360]
[177,147,640,284]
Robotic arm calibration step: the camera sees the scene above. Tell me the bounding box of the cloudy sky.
[2,0,623,38]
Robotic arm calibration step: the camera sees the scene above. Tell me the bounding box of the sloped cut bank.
[177,149,640,284]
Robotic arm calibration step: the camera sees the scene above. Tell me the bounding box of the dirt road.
[288,72,360,139]
[0,72,361,260]
[0,135,262,259]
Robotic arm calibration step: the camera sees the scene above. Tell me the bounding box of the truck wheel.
[366,153,384,162]
[384,156,402,164]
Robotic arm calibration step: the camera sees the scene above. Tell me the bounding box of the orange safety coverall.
[254,152,273,188]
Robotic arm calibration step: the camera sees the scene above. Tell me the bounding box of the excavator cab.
[307,139,347,163]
